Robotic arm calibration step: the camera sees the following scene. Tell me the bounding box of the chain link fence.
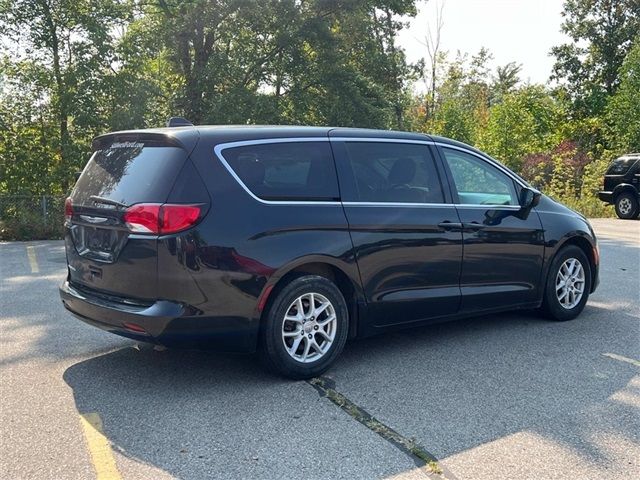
[0,195,67,241]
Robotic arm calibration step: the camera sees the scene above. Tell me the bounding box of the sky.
[397,0,569,88]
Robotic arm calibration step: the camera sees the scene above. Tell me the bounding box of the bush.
[520,142,615,218]
[0,196,65,241]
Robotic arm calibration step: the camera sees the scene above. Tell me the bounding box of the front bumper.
[598,191,613,203]
[59,280,256,351]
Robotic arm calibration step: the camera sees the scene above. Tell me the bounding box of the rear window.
[607,157,638,175]
[222,141,339,201]
[72,142,187,206]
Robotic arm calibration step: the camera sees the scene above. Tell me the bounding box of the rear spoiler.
[92,129,199,154]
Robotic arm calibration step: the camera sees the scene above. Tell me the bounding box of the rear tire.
[259,275,349,380]
[541,245,591,321]
[614,192,639,219]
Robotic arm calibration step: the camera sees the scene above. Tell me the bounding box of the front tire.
[614,192,639,219]
[541,245,591,321]
[259,275,349,379]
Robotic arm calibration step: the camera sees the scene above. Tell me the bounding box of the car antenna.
[166,117,193,127]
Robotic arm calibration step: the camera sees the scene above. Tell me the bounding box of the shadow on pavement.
[63,303,639,479]
[330,304,639,472]
[63,346,419,479]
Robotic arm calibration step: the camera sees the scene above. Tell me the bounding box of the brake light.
[123,203,202,234]
[161,204,202,233]
[123,204,161,233]
[64,197,73,222]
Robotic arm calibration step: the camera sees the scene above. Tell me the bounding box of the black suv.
[598,153,640,219]
[60,124,599,379]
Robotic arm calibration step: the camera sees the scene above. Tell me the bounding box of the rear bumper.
[59,280,257,352]
[598,191,613,203]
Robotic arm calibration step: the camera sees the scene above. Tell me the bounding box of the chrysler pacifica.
[59,123,599,378]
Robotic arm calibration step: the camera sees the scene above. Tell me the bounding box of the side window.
[343,142,445,203]
[442,148,518,206]
[222,142,339,201]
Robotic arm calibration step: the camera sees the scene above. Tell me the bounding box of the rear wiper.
[89,195,128,209]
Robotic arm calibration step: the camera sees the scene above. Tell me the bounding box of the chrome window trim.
[330,136,434,146]
[342,201,454,208]
[454,204,521,210]
[328,136,527,190]
[342,202,519,210]
[213,135,528,208]
[214,137,340,206]
[332,137,526,208]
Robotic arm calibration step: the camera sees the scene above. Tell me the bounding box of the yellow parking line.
[26,246,39,273]
[79,413,122,480]
[603,353,640,368]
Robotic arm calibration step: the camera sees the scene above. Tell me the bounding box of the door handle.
[462,222,487,230]
[438,221,464,230]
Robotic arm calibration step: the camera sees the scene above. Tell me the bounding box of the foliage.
[551,0,640,117]
[0,195,65,240]
[3,0,640,239]
[421,49,493,145]
[477,86,561,171]
[606,36,640,152]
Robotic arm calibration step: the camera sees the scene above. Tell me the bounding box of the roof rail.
[166,117,193,127]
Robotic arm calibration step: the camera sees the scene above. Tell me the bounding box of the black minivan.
[60,124,600,378]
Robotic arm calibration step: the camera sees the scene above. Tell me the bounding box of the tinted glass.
[223,142,339,201]
[72,143,187,206]
[442,148,518,206]
[343,142,445,203]
[607,157,638,175]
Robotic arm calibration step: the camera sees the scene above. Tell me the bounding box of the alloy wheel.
[281,292,337,363]
[555,258,586,309]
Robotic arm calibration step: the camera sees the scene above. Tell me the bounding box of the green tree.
[491,62,521,104]
[0,0,127,164]
[425,49,493,144]
[551,0,640,116]
[125,0,417,128]
[477,85,561,170]
[606,36,640,152]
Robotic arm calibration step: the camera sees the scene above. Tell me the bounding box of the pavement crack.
[307,376,456,480]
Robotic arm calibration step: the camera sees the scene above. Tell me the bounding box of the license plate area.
[70,224,128,263]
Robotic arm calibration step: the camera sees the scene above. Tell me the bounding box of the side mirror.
[519,187,541,210]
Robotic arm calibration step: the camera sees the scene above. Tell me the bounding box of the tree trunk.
[383,9,403,129]
[39,0,69,164]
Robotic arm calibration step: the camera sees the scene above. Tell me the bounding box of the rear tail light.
[123,203,202,234]
[64,197,73,222]
[161,204,202,233]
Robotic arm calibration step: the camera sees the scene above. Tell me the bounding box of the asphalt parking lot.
[1,218,638,480]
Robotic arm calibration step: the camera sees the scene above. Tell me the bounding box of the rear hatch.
[65,132,199,300]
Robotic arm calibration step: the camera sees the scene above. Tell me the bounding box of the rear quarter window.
[221,141,339,201]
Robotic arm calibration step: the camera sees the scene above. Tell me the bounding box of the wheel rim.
[555,258,586,310]
[281,292,337,363]
[618,197,632,215]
